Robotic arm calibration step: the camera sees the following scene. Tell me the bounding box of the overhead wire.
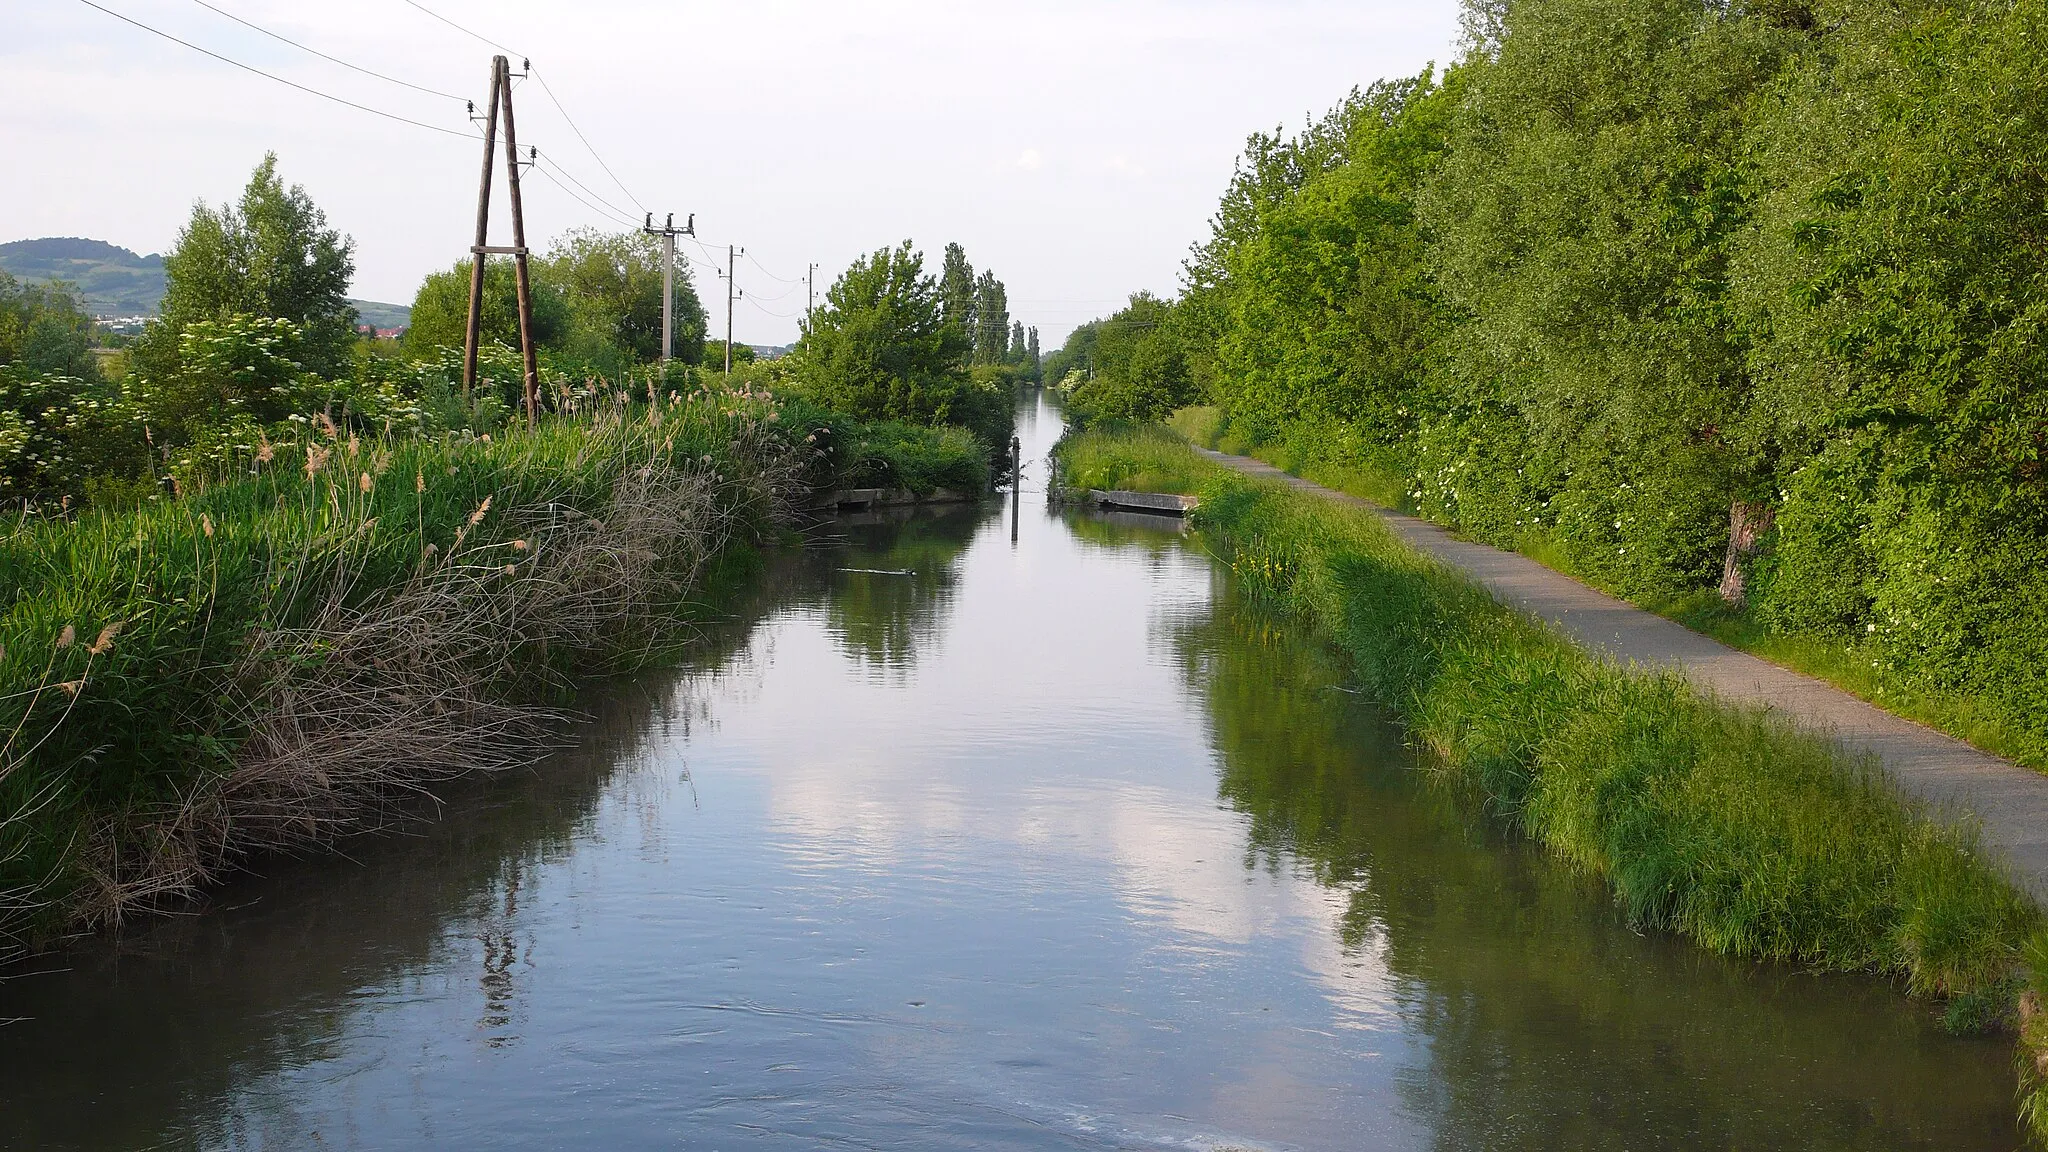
[744,252,802,284]
[184,0,468,103]
[743,296,802,320]
[76,0,477,139]
[531,70,647,215]
[396,0,518,55]
[528,161,638,230]
[396,0,648,215]
[530,151,639,225]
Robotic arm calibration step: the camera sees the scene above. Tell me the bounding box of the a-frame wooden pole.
[498,60,541,428]
[461,56,506,399]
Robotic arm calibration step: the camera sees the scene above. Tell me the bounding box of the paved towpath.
[1196,447,2048,904]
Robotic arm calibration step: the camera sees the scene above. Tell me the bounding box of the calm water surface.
[0,396,2020,1150]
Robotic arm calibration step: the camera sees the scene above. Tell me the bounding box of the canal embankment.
[1058,424,2048,1138]
[0,388,992,968]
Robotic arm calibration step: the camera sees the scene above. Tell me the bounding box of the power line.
[744,296,801,320]
[745,252,802,284]
[76,0,476,139]
[737,277,803,303]
[395,1,647,215]
[185,0,468,103]
[529,161,637,229]
[532,70,646,214]
[531,151,637,224]
[397,0,519,55]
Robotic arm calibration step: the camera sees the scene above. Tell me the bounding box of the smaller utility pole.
[641,212,695,368]
[721,244,744,380]
[807,262,819,318]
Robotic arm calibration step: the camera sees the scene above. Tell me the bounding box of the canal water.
[0,396,2019,1150]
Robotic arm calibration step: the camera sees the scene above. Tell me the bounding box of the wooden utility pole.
[461,59,503,400]
[807,262,819,318]
[461,54,541,427]
[641,213,695,369]
[722,244,744,380]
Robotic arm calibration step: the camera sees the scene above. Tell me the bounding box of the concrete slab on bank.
[1055,489,1199,516]
[1195,446,2048,906]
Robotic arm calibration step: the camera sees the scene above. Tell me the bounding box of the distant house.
[375,327,406,341]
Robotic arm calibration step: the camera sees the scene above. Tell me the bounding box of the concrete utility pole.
[461,54,540,426]
[722,244,744,380]
[641,212,695,368]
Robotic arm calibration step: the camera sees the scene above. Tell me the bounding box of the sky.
[7,0,1464,347]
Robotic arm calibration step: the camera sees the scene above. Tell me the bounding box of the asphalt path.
[1196,446,2048,904]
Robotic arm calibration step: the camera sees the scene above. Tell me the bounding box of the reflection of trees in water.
[1173,582,2016,1151]
[800,506,984,675]
[1062,507,1191,559]
[0,565,797,1152]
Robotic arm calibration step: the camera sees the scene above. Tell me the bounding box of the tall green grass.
[1063,426,2048,1136]
[0,384,817,958]
[1055,424,1215,495]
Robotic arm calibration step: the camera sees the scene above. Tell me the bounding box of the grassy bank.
[1062,425,2048,1140]
[1167,407,2048,775]
[0,383,987,964]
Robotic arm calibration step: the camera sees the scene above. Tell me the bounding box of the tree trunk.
[1718,499,1776,607]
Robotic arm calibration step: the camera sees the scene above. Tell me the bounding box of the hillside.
[0,236,410,328]
[0,238,163,316]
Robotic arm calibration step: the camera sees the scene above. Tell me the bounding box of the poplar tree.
[972,271,1009,365]
[939,243,977,352]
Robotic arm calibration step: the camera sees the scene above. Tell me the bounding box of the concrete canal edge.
[1052,488,1200,516]
[809,487,981,511]
[1193,446,2048,908]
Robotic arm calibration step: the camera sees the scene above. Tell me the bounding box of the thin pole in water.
[1011,435,1022,545]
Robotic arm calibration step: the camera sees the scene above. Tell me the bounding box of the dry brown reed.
[26,392,814,941]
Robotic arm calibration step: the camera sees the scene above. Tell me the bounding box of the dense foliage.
[788,240,1027,451]
[1081,0,2048,766]
[135,153,358,381]
[406,228,709,377]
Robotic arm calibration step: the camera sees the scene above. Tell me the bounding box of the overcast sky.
[8,0,1462,345]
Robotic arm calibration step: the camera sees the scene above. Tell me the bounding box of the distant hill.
[0,236,410,329]
[0,237,164,317]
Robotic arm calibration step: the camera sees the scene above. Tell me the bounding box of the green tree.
[404,258,572,356]
[793,242,1010,444]
[138,154,358,379]
[537,228,707,366]
[972,271,1009,364]
[1043,320,1101,390]
[939,242,977,350]
[1069,293,1194,423]
[1026,326,1041,380]
[1421,0,1800,593]
[0,273,102,383]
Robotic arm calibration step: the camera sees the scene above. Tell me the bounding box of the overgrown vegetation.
[0,384,816,963]
[0,155,998,959]
[1050,0,2048,772]
[1060,426,2048,1133]
[783,239,1041,454]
